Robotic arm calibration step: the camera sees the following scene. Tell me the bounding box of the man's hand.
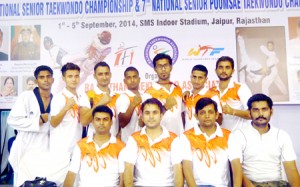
[132,95,142,108]
[222,103,235,116]
[40,113,49,125]
[182,91,190,102]
[65,97,76,110]
[165,95,177,110]
[96,93,111,106]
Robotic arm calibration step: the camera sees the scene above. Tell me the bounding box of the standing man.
[181,98,240,187]
[50,62,82,153]
[144,53,184,135]
[260,41,288,96]
[124,98,183,187]
[63,105,125,187]
[116,66,143,143]
[80,61,120,137]
[211,56,252,131]
[229,94,300,186]
[7,65,54,186]
[183,64,222,131]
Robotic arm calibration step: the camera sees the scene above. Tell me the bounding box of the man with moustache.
[211,56,252,131]
[80,61,120,138]
[116,66,144,143]
[183,64,222,131]
[7,65,54,186]
[229,94,300,187]
[144,53,184,135]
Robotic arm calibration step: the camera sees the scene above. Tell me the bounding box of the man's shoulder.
[0,52,8,60]
[115,137,126,146]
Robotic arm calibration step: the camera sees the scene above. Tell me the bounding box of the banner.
[0,0,300,109]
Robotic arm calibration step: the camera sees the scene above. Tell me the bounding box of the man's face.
[142,104,162,129]
[196,103,218,128]
[215,61,234,81]
[124,70,140,91]
[94,66,111,88]
[267,42,274,51]
[63,70,80,90]
[250,101,272,128]
[35,71,54,91]
[21,30,31,42]
[92,112,112,135]
[44,40,52,50]
[191,70,207,90]
[154,58,172,81]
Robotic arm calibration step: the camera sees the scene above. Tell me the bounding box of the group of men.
[7,53,299,187]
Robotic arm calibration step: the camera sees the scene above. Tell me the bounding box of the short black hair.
[195,97,218,114]
[34,65,53,79]
[216,56,234,70]
[247,93,273,110]
[61,62,80,76]
[94,61,110,72]
[191,64,208,77]
[141,98,163,113]
[124,66,139,77]
[152,53,172,68]
[92,105,113,120]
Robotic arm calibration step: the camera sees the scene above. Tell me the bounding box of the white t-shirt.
[212,79,252,131]
[123,126,182,186]
[50,88,82,153]
[115,90,143,143]
[144,82,184,135]
[79,86,119,137]
[228,122,297,182]
[69,135,125,187]
[181,124,231,186]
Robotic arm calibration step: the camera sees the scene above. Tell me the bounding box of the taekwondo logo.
[187,45,224,57]
[114,42,138,66]
[144,36,179,68]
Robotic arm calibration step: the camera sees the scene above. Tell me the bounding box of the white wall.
[270,104,300,171]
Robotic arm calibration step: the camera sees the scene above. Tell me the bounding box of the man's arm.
[124,162,134,187]
[173,163,184,187]
[51,97,76,127]
[182,160,196,187]
[230,158,243,187]
[118,95,141,128]
[63,171,76,187]
[7,93,41,131]
[222,103,251,120]
[242,173,255,187]
[80,106,93,126]
[119,172,124,187]
[80,94,111,126]
[283,160,300,187]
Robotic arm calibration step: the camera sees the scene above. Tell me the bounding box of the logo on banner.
[114,42,138,66]
[187,45,224,57]
[144,36,179,68]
